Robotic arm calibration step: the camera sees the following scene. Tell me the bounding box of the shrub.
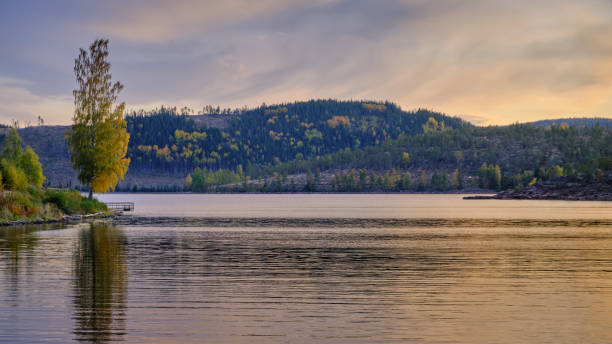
[43,189,107,214]
[43,189,82,214]
[18,146,44,187]
[0,191,39,220]
[1,160,28,191]
[80,198,107,213]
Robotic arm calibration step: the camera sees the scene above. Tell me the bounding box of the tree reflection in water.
[0,225,39,271]
[0,225,40,305]
[73,223,127,343]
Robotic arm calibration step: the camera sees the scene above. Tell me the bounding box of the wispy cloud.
[88,0,343,44]
[1,0,611,124]
[0,76,72,125]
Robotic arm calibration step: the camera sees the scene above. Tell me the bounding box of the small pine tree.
[419,171,428,190]
[2,128,22,160]
[399,172,412,190]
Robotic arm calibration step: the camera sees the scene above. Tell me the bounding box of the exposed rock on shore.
[465,180,612,201]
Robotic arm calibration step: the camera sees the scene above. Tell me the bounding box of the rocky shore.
[0,212,114,227]
[465,181,612,201]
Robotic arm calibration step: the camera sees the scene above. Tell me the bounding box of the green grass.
[0,188,107,222]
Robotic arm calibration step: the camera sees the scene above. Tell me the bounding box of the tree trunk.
[88,187,93,199]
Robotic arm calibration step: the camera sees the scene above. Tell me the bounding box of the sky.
[1,0,612,125]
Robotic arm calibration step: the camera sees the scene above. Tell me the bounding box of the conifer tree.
[2,128,22,160]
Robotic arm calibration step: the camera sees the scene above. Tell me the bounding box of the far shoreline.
[95,190,610,201]
[100,190,497,195]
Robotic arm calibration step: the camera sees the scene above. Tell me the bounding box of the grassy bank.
[0,187,107,222]
[0,127,107,223]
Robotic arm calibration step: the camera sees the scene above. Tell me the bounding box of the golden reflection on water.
[73,223,126,343]
[387,228,612,343]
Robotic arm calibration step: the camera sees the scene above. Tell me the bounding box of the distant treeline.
[529,117,612,128]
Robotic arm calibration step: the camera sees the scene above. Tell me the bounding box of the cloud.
[0,76,73,125]
[2,0,612,124]
[88,0,343,44]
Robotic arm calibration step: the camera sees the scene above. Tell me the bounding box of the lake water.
[1,194,611,343]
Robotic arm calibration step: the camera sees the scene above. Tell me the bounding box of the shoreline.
[0,212,114,227]
[100,190,496,195]
[464,182,612,201]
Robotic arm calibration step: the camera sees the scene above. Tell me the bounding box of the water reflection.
[0,225,40,264]
[120,227,612,343]
[73,223,127,343]
[0,226,40,298]
[1,191,612,344]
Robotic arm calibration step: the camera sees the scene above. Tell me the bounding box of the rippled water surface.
[1,194,611,343]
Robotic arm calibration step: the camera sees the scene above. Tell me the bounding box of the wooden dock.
[104,202,134,212]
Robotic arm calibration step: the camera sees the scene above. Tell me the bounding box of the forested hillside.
[126,100,467,175]
[248,123,611,192]
[1,99,610,193]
